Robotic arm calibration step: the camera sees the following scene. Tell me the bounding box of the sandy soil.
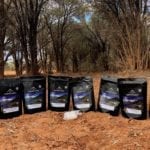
[1,72,150,150]
[4,70,16,76]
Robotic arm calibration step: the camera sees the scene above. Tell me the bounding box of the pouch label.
[50,90,68,108]
[100,103,115,111]
[24,87,43,109]
[125,108,142,115]
[75,103,91,109]
[51,102,66,108]
[0,89,19,114]
[73,84,92,110]
[3,107,19,113]
[123,96,143,116]
[100,91,119,111]
[27,104,42,109]
[122,88,143,116]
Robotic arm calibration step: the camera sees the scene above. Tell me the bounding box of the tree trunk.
[30,46,38,75]
[54,47,60,72]
[14,59,20,76]
[56,57,60,72]
[60,48,64,72]
[22,44,30,74]
[0,43,4,78]
[29,30,39,75]
[72,51,78,72]
[0,0,5,78]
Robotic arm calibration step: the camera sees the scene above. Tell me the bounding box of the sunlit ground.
[4,70,16,76]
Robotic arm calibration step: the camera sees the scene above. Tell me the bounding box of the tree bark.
[0,0,5,78]
[29,29,39,75]
[72,51,78,72]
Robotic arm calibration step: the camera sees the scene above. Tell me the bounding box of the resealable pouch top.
[98,76,120,116]
[119,78,147,119]
[21,76,46,114]
[0,78,22,118]
[48,76,71,111]
[71,76,95,112]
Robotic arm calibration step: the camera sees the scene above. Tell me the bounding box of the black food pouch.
[71,76,95,112]
[21,76,46,114]
[97,76,120,116]
[48,76,71,111]
[119,78,147,119]
[0,78,22,118]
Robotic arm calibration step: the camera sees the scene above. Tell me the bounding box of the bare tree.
[0,0,13,77]
[94,0,150,71]
[12,0,48,75]
[37,22,51,74]
[45,0,83,72]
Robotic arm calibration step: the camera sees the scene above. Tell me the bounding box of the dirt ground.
[1,71,150,150]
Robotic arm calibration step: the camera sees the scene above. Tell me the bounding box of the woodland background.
[0,0,150,77]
